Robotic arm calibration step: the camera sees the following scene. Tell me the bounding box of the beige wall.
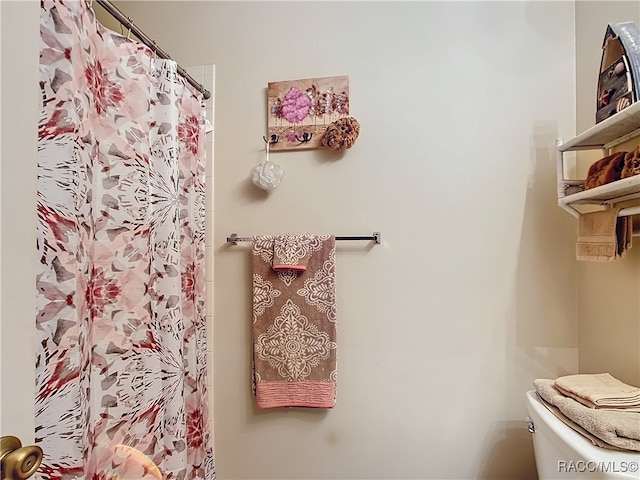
[1,1,635,480]
[575,1,640,387]
[111,1,578,479]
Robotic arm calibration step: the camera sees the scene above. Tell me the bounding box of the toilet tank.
[526,390,640,479]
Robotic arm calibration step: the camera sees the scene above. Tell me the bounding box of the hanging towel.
[534,379,640,452]
[554,373,640,410]
[271,233,317,272]
[619,213,633,255]
[576,207,633,262]
[251,234,337,408]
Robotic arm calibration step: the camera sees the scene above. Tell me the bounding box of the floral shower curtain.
[36,1,213,478]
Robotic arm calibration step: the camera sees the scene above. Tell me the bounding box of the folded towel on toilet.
[555,373,640,409]
[534,378,640,452]
[533,380,627,451]
[252,234,337,408]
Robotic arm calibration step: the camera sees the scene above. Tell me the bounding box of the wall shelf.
[558,176,640,208]
[556,103,640,236]
[558,101,640,152]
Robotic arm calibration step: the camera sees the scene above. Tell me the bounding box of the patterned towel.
[271,233,315,272]
[252,234,337,408]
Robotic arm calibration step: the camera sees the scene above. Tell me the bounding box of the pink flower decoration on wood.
[281,86,311,124]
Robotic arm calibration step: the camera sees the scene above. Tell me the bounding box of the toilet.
[526,390,640,479]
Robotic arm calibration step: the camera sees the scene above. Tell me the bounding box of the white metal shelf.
[558,101,640,152]
[558,176,640,206]
[556,102,640,234]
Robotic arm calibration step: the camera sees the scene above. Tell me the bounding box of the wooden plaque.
[267,75,350,151]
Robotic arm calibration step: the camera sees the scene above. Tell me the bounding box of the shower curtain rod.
[94,0,211,100]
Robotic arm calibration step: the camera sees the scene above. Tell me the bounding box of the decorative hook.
[262,133,280,145]
[262,134,279,145]
[295,132,313,144]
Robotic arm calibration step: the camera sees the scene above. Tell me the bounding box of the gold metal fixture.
[0,436,43,480]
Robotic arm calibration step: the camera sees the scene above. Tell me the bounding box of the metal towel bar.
[226,232,381,246]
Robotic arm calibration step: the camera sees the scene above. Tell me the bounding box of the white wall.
[111,2,579,479]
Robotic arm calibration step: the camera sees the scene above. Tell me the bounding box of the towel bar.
[226,232,381,246]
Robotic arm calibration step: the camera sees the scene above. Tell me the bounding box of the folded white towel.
[534,378,640,452]
[533,382,627,451]
[555,373,640,409]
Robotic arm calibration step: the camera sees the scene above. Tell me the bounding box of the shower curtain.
[36,1,213,478]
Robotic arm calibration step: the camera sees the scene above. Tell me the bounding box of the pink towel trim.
[256,381,335,408]
[272,264,307,272]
